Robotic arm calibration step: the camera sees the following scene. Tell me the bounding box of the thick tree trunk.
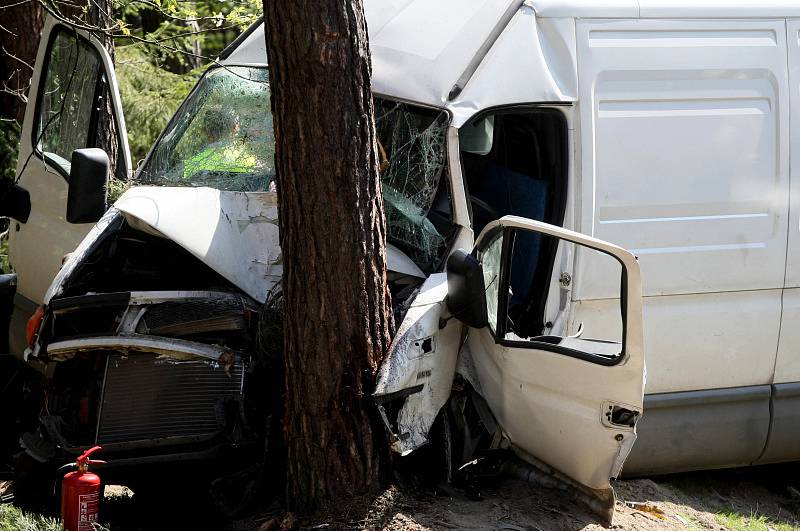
[86,0,120,178]
[0,0,44,124]
[262,0,393,511]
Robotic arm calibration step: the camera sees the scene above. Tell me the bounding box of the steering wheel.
[470,196,499,222]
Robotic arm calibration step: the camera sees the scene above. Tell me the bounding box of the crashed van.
[1,9,645,517]
[6,0,800,521]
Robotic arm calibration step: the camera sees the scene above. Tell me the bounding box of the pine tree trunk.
[262,0,394,511]
[0,0,44,124]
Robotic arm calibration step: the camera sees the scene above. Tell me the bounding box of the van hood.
[52,186,423,304]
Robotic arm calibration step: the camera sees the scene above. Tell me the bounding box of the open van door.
[448,216,645,518]
[6,17,131,357]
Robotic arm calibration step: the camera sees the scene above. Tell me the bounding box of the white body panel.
[776,19,800,385]
[377,215,645,510]
[114,187,282,303]
[574,18,789,394]
[10,18,131,306]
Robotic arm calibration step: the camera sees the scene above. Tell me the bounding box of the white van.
[2,0,797,518]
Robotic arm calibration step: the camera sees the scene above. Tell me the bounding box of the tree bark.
[262,0,394,511]
[0,0,44,124]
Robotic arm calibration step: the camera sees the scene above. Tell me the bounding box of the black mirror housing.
[0,183,31,223]
[67,148,108,224]
[446,249,488,329]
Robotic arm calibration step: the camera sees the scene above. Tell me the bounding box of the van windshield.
[136,66,453,272]
[136,66,274,191]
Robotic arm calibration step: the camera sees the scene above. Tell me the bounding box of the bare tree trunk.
[86,0,120,178]
[0,0,44,124]
[262,0,394,511]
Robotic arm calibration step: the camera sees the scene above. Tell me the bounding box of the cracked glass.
[36,30,102,177]
[480,233,503,333]
[375,100,450,273]
[136,66,274,192]
[136,68,453,272]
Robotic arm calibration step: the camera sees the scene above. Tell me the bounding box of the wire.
[15,27,82,183]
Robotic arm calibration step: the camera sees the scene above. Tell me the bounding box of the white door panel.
[575,18,787,396]
[774,289,800,384]
[577,18,788,298]
[8,172,90,304]
[10,17,130,308]
[778,20,800,385]
[470,323,642,490]
[466,216,644,496]
[786,20,800,289]
[574,290,782,394]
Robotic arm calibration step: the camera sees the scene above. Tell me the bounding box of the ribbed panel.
[97,354,244,445]
[138,298,244,333]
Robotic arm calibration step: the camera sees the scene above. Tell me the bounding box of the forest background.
[0,0,259,181]
[0,0,260,270]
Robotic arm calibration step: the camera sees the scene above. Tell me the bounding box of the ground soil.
[4,463,800,530]
[250,463,800,531]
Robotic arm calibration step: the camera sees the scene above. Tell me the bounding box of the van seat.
[470,161,549,306]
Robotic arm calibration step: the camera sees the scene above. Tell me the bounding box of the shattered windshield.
[136,66,274,191]
[135,66,452,271]
[375,100,451,272]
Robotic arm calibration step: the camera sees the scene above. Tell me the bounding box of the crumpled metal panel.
[374,273,462,455]
[115,188,282,304]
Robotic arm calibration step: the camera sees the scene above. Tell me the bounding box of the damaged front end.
[20,206,275,490]
[30,291,257,460]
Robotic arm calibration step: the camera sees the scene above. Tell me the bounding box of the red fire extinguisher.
[61,445,105,531]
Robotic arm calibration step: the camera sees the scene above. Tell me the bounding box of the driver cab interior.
[460,108,568,338]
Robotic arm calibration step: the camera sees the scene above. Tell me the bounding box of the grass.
[0,504,113,531]
[715,510,798,531]
[0,504,61,531]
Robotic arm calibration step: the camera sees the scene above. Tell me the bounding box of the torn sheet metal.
[44,189,423,307]
[45,334,238,363]
[374,273,462,455]
[114,187,282,303]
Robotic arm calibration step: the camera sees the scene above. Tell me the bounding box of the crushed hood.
[110,186,422,303]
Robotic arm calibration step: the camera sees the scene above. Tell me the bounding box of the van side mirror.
[446,249,488,328]
[67,148,108,224]
[0,183,31,223]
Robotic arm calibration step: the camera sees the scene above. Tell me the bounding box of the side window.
[36,29,102,177]
[479,232,503,333]
[486,228,625,363]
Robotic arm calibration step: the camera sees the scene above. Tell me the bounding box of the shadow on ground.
[4,463,800,530]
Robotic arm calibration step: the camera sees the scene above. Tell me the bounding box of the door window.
[479,231,503,333]
[483,227,626,364]
[35,29,102,177]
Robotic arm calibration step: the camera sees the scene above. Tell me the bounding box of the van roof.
[533,0,800,18]
[221,0,800,123]
[223,0,800,68]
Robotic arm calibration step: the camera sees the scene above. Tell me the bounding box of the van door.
[458,216,644,509]
[576,18,787,473]
[759,18,800,464]
[7,17,130,357]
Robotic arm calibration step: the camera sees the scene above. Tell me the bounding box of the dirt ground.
[283,464,800,531]
[4,463,800,530]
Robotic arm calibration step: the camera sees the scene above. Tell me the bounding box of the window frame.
[32,24,125,182]
[475,225,630,367]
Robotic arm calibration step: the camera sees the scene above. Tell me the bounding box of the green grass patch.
[0,504,61,531]
[715,510,797,531]
[0,504,113,531]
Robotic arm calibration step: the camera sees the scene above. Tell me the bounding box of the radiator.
[96,354,244,446]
